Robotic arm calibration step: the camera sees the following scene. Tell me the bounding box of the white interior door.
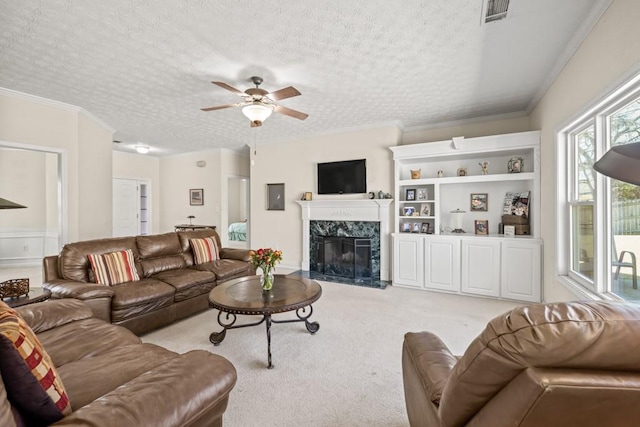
[113,178,139,237]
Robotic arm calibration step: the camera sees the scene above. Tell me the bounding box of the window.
[559,73,640,301]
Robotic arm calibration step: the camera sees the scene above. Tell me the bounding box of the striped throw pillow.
[190,237,220,264]
[87,249,140,286]
[0,301,72,425]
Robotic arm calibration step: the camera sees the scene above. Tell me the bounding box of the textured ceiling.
[0,0,609,156]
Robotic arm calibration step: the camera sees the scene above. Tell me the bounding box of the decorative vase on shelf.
[260,267,274,291]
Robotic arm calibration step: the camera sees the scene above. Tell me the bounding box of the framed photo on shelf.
[474,220,488,235]
[417,188,428,200]
[470,193,488,211]
[420,203,431,216]
[406,188,416,201]
[420,222,431,234]
[402,222,411,233]
[402,206,415,216]
[504,225,516,236]
[189,188,204,206]
[412,222,421,233]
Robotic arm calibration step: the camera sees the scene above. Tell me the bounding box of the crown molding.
[402,110,528,134]
[0,87,116,133]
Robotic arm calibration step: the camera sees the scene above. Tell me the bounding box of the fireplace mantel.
[296,199,393,281]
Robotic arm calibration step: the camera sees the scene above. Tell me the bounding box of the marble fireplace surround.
[296,199,393,281]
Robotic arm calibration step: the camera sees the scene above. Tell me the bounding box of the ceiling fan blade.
[274,104,309,121]
[267,86,301,101]
[212,81,245,96]
[200,103,242,112]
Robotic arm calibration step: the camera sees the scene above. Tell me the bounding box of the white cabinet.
[424,237,460,292]
[389,131,543,302]
[461,239,501,298]
[393,234,423,288]
[501,240,542,302]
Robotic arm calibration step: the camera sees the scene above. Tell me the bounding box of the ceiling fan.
[201,76,309,127]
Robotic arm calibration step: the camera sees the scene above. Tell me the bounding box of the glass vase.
[260,267,274,291]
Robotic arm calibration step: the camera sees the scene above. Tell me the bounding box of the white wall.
[113,151,161,235]
[0,91,114,243]
[249,126,401,270]
[530,0,640,302]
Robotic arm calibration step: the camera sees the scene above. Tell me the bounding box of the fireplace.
[313,236,372,279]
[297,199,392,282]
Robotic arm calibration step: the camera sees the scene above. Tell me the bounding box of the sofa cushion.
[0,302,71,425]
[137,233,188,277]
[178,229,220,266]
[88,249,140,286]
[110,279,176,323]
[57,343,178,410]
[59,237,139,282]
[190,237,220,264]
[37,317,141,367]
[152,269,216,301]
[195,258,251,281]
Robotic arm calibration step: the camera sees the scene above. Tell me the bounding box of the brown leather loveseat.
[1,298,236,426]
[43,229,253,335]
[402,301,640,426]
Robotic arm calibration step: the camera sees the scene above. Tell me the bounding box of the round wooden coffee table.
[208,274,322,369]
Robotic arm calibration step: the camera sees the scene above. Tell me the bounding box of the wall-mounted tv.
[317,159,367,195]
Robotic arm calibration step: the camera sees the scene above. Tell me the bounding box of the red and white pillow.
[190,237,220,264]
[87,249,140,286]
[0,301,72,425]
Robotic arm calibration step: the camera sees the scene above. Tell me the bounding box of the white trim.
[402,111,528,135]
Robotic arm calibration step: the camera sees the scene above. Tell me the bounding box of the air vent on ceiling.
[483,0,510,24]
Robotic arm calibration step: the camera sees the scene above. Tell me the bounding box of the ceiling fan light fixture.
[135,145,150,154]
[242,102,274,124]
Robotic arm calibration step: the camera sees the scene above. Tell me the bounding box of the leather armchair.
[402,301,640,426]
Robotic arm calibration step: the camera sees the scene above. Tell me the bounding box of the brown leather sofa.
[402,301,640,427]
[1,298,236,427]
[43,229,253,335]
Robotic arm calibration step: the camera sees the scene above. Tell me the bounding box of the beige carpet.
[142,278,520,427]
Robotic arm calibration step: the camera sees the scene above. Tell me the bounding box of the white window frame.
[557,71,640,300]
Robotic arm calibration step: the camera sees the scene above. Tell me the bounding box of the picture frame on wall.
[470,193,488,211]
[406,189,416,201]
[267,183,285,211]
[474,219,489,235]
[190,188,204,206]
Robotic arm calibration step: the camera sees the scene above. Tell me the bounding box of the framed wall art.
[189,188,204,206]
[470,193,488,211]
[267,183,285,211]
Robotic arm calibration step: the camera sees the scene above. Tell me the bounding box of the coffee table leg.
[266,314,274,369]
[297,306,320,334]
[210,311,237,345]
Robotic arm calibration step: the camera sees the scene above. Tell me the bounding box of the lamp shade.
[0,197,27,209]
[242,102,274,124]
[593,141,640,185]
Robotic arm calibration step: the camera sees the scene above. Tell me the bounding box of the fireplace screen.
[313,236,372,279]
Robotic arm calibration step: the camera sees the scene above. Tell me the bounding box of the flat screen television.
[317,159,367,195]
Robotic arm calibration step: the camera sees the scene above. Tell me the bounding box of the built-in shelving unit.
[389,131,542,302]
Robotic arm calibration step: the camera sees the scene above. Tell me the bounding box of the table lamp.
[593,141,640,185]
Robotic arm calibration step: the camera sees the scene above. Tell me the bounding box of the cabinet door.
[461,239,501,297]
[501,240,542,302]
[393,234,423,288]
[424,237,460,292]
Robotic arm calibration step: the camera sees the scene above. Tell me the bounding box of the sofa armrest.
[16,299,94,334]
[43,280,115,300]
[403,331,458,404]
[220,247,251,262]
[51,350,237,427]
